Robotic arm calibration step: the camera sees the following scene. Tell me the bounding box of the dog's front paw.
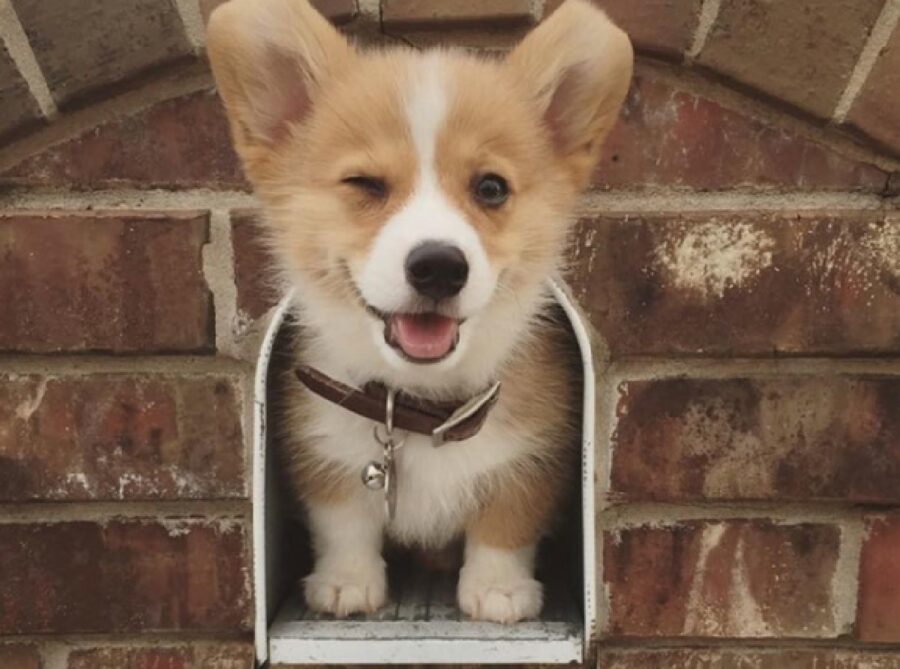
[457,560,543,624]
[304,562,387,617]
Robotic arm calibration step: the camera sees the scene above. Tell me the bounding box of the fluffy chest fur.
[278,307,581,549]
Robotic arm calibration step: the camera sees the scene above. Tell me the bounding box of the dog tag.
[367,388,404,522]
[361,461,386,489]
[383,441,398,521]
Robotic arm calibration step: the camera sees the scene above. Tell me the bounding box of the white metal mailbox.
[252,279,598,666]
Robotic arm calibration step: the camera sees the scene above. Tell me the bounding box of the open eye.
[472,173,509,207]
[342,175,388,198]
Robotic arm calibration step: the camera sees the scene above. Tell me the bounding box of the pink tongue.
[390,314,458,360]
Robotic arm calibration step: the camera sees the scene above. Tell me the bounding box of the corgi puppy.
[207,0,631,623]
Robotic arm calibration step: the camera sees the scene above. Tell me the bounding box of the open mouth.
[379,311,461,364]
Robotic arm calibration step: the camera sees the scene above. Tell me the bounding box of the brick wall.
[0,1,899,668]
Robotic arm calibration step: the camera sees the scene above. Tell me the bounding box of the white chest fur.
[307,397,530,547]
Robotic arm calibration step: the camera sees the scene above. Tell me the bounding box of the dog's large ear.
[207,0,354,180]
[508,0,633,187]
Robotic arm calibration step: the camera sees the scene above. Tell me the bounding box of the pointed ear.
[206,0,354,181]
[508,0,633,187]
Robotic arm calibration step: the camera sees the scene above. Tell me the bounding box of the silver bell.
[361,461,386,490]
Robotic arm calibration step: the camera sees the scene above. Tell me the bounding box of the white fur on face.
[355,53,496,320]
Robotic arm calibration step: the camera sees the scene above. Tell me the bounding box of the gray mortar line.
[38,644,69,669]
[0,0,57,119]
[0,188,258,211]
[685,0,722,63]
[173,0,207,51]
[0,354,251,376]
[598,502,869,530]
[358,0,380,20]
[0,500,250,523]
[834,0,900,123]
[203,209,241,357]
[599,639,900,651]
[10,632,253,647]
[576,190,889,214]
[832,516,865,636]
[603,357,900,380]
[4,187,891,214]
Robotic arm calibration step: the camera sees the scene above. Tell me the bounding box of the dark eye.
[472,173,509,207]
[342,175,387,198]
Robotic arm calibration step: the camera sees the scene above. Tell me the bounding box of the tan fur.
[468,313,581,548]
[207,0,632,622]
[207,0,632,312]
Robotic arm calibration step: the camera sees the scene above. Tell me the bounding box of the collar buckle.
[431,381,501,447]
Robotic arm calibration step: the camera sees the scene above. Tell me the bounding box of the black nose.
[405,242,469,301]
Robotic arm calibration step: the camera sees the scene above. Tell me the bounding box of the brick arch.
[1,0,899,162]
[1,1,900,667]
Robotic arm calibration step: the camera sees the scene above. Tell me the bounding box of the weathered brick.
[231,210,277,320]
[0,645,40,669]
[0,374,245,501]
[0,519,251,634]
[0,211,213,353]
[611,377,900,503]
[697,0,884,118]
[12,0,194,107]
[569,212,900,356]
[0,41,43,144]
[67,643,255,669]
[382,0,533,29]
[604,521,842,638]
[545,0,701,58]
[596,74,888,192]
[858,516,900,643]
[599,648,900,668]
[200,0,357,25]
[2,89,247,190]
[847,23,900,157]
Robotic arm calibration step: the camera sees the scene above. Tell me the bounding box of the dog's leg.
[304,493,387,617]
[458,464,561,623]
[457,539,542,624]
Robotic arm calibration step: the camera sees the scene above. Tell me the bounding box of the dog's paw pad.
[458,574,543,624]
[304,570,387,617]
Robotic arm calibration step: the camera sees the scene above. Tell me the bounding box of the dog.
[207,0,632,624]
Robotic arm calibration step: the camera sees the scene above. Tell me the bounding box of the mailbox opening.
[252,280,597,666]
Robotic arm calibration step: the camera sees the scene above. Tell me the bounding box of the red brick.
[0,645,40,669]
[231,210,277,320]
[697,0,884,118]
[11,0,194,108]
[0,519,250,634]
[200,0,357,25]
[611,377,900,503]
[382,0,533,29]
[0,374,245,501]
[67,643,255,669]
[847,23,900,157]
[546,0,701,58]
[604,521,842,638]
[2,89,247,190]
[596,73,888,192]
[569,211,900,356]
[599,648,900,668]
[0,210,212,353]
[858,516,900,643]
[0,42,44,144]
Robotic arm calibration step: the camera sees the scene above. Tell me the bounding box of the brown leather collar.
[295,365,501,445]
